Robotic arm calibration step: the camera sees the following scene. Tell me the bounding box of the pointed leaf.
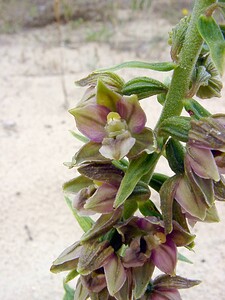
[114,152,159,208]
[183,98,211,120]
[177,252,193,264]
[198,15,225,75]
[63,281,75,300]
[95,61,176,73]
[149,173,169,192]
[69,130,89,143]
[121,77,168,99]
[65,196,94,232]
[165,139,185,174]
[64,269,79,283]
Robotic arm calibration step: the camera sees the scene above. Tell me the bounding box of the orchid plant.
[51,1,225,299]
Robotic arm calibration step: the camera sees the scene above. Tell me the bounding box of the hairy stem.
[155,0,217,129]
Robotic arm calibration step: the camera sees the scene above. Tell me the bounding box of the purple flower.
[174,115,225,222]
[140,274,201,300]
[69,80,155,160]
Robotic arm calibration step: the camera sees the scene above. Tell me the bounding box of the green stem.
[155,0,217,129]
[143,0,216,185]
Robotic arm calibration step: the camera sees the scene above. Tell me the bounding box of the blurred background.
[1,1,225,299]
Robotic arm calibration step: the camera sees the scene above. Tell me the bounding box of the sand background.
[0,1,225,299]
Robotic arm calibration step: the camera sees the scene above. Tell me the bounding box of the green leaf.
[114,152,159,208]
[183,98,211,119]
[166,138,185,174]
[198,15,225,75]
[63,281,75,300]
[178,252,193,264]
[64,269,79,283]
[158,116,191,142]
[69,130,89,143]
[95,61,176,73]
[138,199,162,218]
[121,77,168,99]
[149,173,169,192]
[65,196,94,232]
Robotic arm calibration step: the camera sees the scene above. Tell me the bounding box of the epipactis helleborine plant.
[51,0,225,299]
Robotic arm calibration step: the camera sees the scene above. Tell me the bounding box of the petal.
[69,104,109,142]
[153,274,201,289]
[74,278,89,300]
[122,237,147,268]
[100,132,135,160]
[187,145,220,181]
[214,152,225,174]
[151,239,177,275]
[81,210,122,243]
[127,128,156,158]
[152,289,182,300]
[78,163,124,186]
[117,95,146,133]
[81,273,107,293]
[189,117,225,151]
[77,241,114,275]
[104,254,127,296]
[75,142,109,166]
[84,183,117,214]
[114,269,133,300]
[175,175,207,220]
[73,185,96,215]
[50,241,82,273]
[96,79,121,111]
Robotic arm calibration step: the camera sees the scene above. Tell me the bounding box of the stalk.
[155,0,217,129]
[143,0,217,184]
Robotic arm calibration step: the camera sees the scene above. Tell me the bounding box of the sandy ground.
[1,9,225,300]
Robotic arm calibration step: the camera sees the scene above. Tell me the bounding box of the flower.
[69,79,155,161]
[174,115,225,223]
[140,274,201,300]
